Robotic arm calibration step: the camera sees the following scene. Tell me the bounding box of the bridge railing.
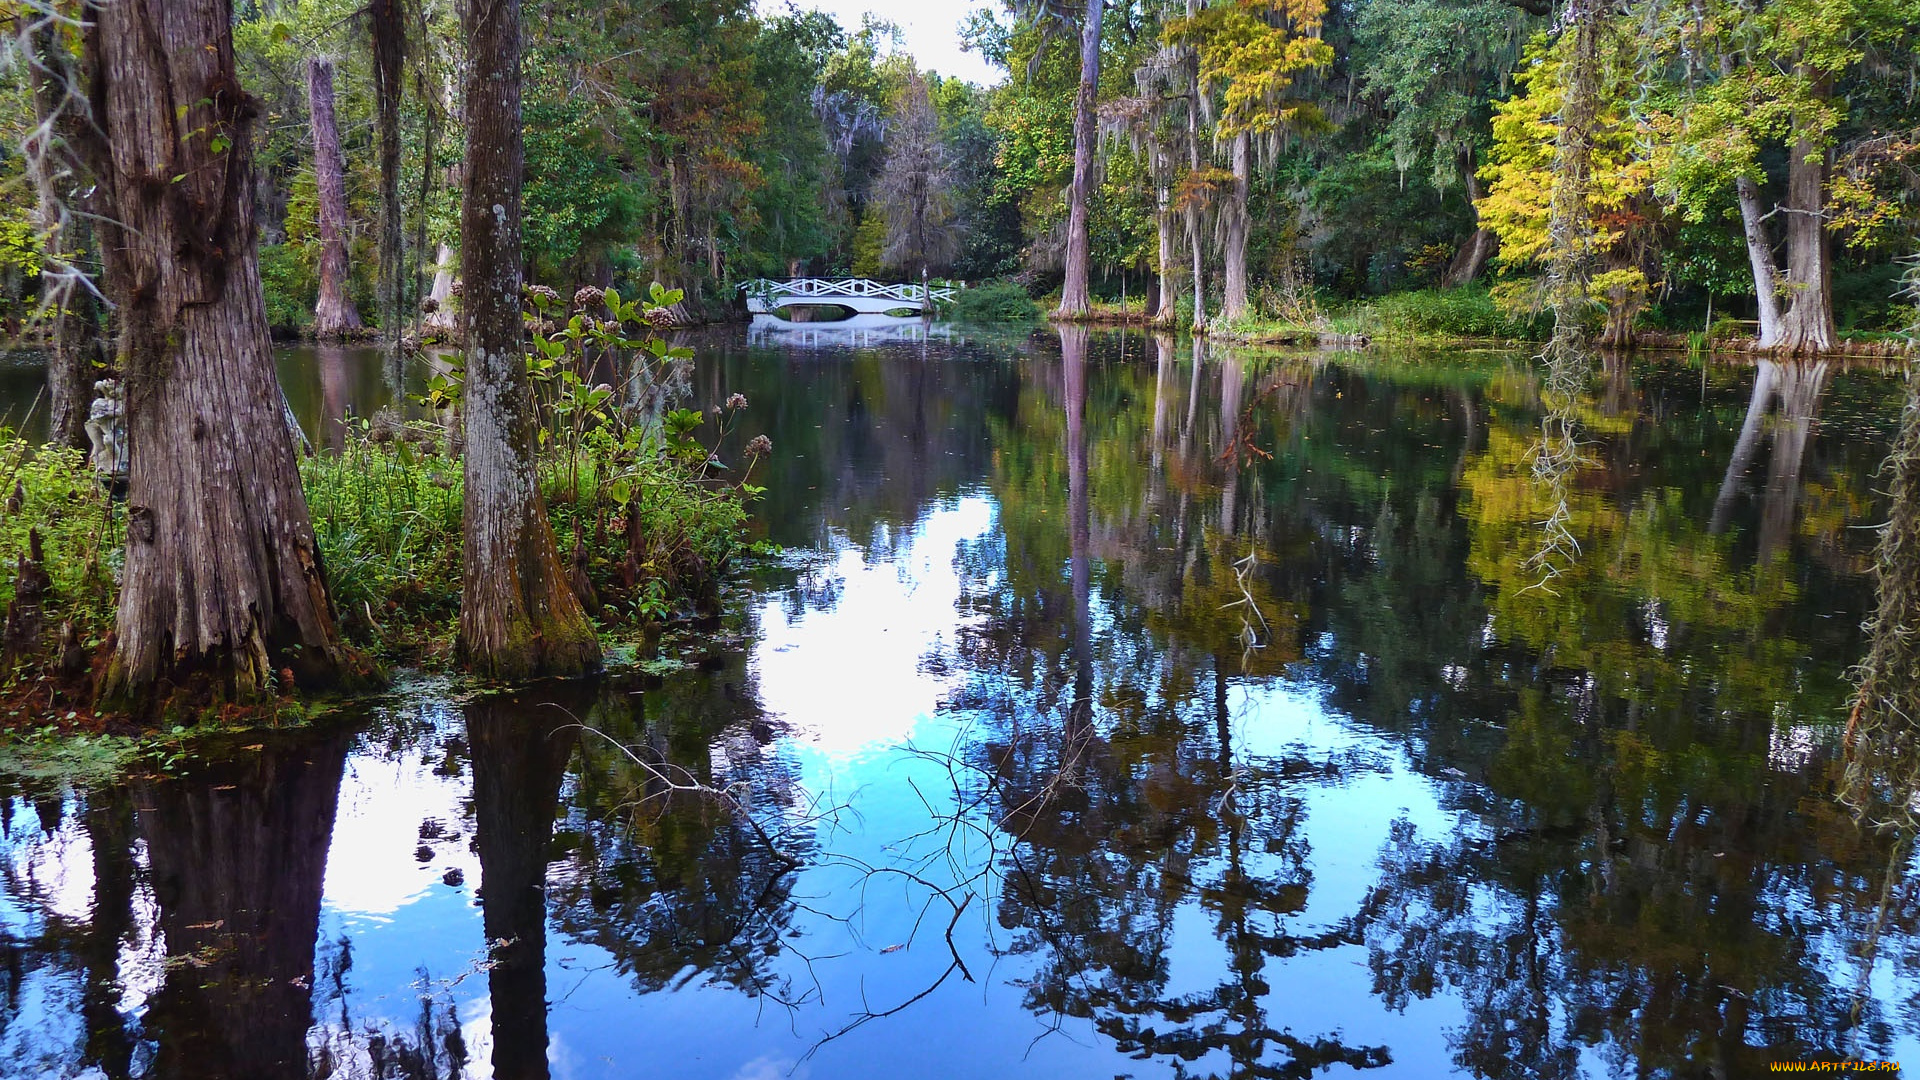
[740,278,959,306]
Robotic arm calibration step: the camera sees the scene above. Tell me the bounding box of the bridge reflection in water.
[746,312,953,347]
[739,277,957,315]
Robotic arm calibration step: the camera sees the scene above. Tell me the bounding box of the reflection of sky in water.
[2,336,1918,1078]
[299,487,1512,1079]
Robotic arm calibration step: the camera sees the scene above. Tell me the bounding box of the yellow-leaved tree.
[1476,28,1656,346]
[1165,0,1332,323]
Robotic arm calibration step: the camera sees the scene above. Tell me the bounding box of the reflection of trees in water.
[1709,359,1836,555]
[549,665,809,1000]
[964,335,1914,1072]
[135,729,353,1080]
[948,329,1390,1075]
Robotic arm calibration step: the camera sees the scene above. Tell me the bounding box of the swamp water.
[2,323,1918,1078]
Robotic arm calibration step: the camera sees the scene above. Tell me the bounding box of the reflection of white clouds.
[322,707,483,919]
[0,797,95,926]
[754,496,993,756]
[732,1054,808,1080]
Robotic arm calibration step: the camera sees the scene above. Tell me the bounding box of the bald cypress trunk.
[1221,132,1251,323]
[1152,166,1178,325]
[1734,175,1785,347]
[458,0,599,678]
[84,0,370,712]
[1775,110,1837,355]
[306,57,363,338]
[1055,0,1104,320]
[371,0,406,353]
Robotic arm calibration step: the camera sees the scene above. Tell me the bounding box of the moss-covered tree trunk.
[85,0,369,712]
[458,0,599,679]
[1055,0,1105,320]
[306,56,363,338]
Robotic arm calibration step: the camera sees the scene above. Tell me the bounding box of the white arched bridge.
[740,277,958,315]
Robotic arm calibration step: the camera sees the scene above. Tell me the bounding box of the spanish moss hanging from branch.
[1842,261,1920,832]
[1524,0,1606,593]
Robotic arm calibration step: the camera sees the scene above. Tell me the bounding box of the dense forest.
[4,0,1915,349]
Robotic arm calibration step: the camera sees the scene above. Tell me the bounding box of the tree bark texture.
[24,15,103,450]
[1734,174,1784,347]
[1055,0,1104,319]
[459,0,600,679]
[1443,168,1498,290]
[1776,113,1836,354]
[83,0,368,711]
[306,57,363,337]
[1221,131,1251,322]
[1183,18,1208,331]
[371,0,407,351]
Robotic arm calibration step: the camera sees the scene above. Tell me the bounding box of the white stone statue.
[84,379,126,481]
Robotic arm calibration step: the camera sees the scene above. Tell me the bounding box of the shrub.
[950,280,1041,324]
[258,243,316,336]
[0,437,119,654]
[1359,286,1551,341]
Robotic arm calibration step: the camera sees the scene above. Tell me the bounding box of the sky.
[760,0,1005,86]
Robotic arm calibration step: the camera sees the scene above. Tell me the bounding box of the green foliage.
[523,54,649,282]
[258,243,317,334]
[0,438,119,644]
[301,422,465,656]
[1350,286,1552,340]
[950,280,1043,324]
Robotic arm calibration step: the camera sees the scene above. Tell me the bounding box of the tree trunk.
[1183,16,1208,332]
[23,16,102,451]
[424,243,458,337]
[1734,174,1784,347]
[1221,131,1251,322]
[306,57,363,337]
[1151,137,1177,325]
[1775,108,1836,355]
[84,0,370,712]
[458,0,600,679]
[1443,166,1498,290]
[371,0,406,353]
[1054,0,1105,320]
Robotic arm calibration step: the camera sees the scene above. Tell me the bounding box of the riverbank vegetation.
[0,0,1907,354]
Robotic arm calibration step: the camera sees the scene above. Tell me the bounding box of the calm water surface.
[2,322,1917,1078]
